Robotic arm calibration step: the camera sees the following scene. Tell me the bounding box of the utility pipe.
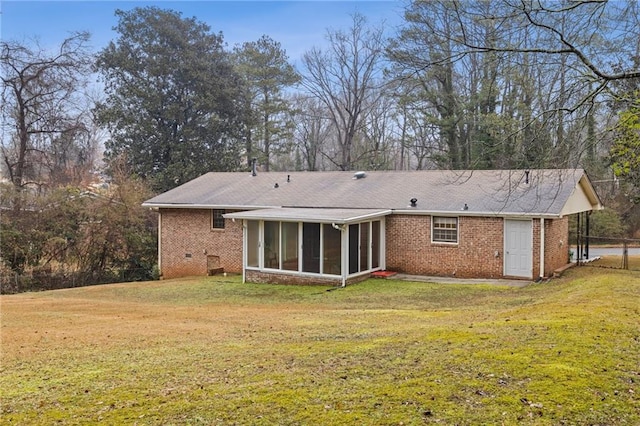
[540,217,545,279]
[157,212,162,275]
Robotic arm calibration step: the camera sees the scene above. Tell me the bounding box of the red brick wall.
[159,209,569,281]
[544,216,569,276]
[385,215,504,278]
[159,209,243,279]
[532,219,541,280]
[531,217,570,279]
[246,270,369,286]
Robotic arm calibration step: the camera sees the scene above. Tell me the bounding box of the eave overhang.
[141,203,276,210]
[143,202,568,219]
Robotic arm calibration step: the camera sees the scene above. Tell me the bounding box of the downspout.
[242,220,247,284]
[157,211,162,277]
[539,217,545,280]
[339,224,347,288]
[380,217,386,271]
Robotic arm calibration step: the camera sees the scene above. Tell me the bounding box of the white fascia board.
[559,177,604,217]
[224,209,391,224]
[392,209,560,219]
[579,173,603,209]
[343,209,392,223]
[141,203,278,210]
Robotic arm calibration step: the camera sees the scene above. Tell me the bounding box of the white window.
[432,216,458,243]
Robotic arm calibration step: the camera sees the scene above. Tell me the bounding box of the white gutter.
[393,209,562,219]
[145,203,564,219]
[540,217,545,279]
[142,203,278,210]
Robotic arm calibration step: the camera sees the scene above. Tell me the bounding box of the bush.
[0,174,158,292]
[590,208,627,238]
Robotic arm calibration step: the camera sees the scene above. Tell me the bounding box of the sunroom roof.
[224,208,392,224]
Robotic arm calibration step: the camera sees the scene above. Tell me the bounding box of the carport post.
[585,211,590,260]
[623,240,629,270]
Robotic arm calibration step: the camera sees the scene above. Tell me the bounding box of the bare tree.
[396,98,448,170]
[289,94,332,171]
[358,89,397,170]
[419,0,639,110]
[301,13,387,170]
[1,33,94,206]
[387,2,468,168]
[388,0,640,171]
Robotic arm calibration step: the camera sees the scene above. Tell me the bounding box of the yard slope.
[1,267,638,425]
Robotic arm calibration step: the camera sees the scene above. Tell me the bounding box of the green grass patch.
[1,267,639,425]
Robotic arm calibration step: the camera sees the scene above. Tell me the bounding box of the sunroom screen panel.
[323,224,341,275]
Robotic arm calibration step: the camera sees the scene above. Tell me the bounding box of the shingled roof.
[142,169,601,218]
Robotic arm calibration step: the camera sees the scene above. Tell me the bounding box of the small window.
[212,209,226,229]
[432,216,458,243]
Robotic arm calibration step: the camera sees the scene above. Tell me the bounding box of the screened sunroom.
[224,208,390,286]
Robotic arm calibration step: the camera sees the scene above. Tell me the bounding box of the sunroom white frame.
[225,208,390,286]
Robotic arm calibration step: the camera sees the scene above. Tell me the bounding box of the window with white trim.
[432,216,458,243]
[212,209,226,229]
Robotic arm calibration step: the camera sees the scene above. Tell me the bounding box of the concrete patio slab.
[390,273,533,288]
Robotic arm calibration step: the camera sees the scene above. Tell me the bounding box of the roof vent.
[525,170,530,184]
[251,158,257,177]
[410,198,418,207]
[353,171,366,179]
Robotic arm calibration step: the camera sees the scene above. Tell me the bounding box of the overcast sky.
[1,1,405,63]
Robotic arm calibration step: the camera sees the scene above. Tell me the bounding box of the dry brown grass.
[589,254,640,270]
[1,269,639,425]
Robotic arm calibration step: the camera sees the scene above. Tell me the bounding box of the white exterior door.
[504,219,532,278]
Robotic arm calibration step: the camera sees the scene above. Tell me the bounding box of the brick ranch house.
[142,169,602,285]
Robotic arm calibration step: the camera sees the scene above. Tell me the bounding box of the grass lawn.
[1,266,638,425]
[591,254,640,271]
